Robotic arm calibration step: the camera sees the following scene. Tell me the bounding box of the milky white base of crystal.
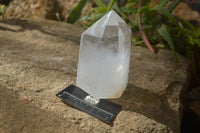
[76,43,130,99]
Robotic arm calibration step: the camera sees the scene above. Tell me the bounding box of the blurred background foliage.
[68,0,200,58]
[67,0,200,75]
[0,4,5,17]
[0,0,10,20]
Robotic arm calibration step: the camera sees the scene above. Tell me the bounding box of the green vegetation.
[67,0,200,60]
[67,0,90,23]
[0,4,5,15]
[0,4,6,20]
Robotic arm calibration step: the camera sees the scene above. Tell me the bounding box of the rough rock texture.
[0,19,191,133]
[173,2,200,22]
[4,0,80,21]
[0,85,82,133]
[4,0,61,20]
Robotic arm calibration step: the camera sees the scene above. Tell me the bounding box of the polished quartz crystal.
[76,10,131,99]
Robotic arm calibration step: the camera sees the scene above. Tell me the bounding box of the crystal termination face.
[76,10,132,99]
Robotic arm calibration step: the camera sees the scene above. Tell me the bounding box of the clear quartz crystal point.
[76,10,131,99]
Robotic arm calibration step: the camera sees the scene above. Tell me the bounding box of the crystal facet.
[76,10,131,99]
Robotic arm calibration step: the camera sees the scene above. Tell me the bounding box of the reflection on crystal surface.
[76,10,131,99]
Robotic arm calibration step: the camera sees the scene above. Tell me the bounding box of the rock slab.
[0,19,191,133]
[4,0,89,21]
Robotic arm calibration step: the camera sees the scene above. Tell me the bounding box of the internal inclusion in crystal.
[76,10,131,99]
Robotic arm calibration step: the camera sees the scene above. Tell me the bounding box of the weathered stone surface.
[173,2,200,21]
[4,0,90,21]
[0,85,82,133]
[5,0,61,20]
[0,19,191,133]
[112,48,191,133]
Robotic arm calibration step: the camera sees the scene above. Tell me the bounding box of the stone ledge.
[0,19,191,133]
